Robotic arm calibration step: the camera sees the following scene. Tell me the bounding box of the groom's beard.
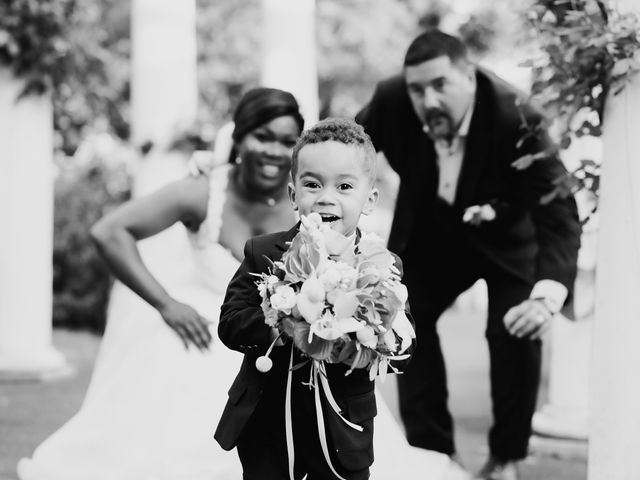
[424,109,454,145]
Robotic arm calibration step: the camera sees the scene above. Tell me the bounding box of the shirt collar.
[457,98,474,138]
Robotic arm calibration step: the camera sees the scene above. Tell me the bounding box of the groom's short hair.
[291,117,377,184]
[404,29,469,67]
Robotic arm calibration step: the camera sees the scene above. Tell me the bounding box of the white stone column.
[130,0,198,193]
[588,2,640,473]
[261,0,319,124]
[531,228,595,455]
[131,0,198,150]
[128,0,199,283]
[530,136,602,456]
[0,69,68,379]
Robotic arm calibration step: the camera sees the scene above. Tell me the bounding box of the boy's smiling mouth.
[319,213,340,224]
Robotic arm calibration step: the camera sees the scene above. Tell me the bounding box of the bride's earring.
[234,156,242,164]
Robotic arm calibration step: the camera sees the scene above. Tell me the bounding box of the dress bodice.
[186,163,240,294]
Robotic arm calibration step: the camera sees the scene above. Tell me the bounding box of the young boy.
[215,118,414,480]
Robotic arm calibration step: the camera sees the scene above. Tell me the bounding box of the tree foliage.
[518,0,640,214]
[0,0,130,155]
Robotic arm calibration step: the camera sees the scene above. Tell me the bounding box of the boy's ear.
[287,183,298,211]
[361,187,379,216]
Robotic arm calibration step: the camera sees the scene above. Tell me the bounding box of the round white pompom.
[255,356,273,372]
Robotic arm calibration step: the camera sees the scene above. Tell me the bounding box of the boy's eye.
[338,183,353,191]
[303,181,320,189]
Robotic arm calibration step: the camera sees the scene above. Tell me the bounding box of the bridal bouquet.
[254,213,415,381]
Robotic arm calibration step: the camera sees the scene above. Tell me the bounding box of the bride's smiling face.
[236,116,301,194]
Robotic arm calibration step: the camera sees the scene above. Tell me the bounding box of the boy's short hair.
[404,29,468,67]
[291,117,377,183]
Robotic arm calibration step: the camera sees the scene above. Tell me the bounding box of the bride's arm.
[90,175,212,350]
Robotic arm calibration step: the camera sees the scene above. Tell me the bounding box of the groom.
[356,30,581,479]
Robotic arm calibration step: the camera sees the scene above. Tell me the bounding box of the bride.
[18,87,466,480]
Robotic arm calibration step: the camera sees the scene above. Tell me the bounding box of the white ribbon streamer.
[284,347,364,480]
[316,361,364,432]
[286,348,295,480]
[313,367,348,480]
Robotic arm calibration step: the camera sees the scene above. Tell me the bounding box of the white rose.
[270,285,297,312]
[319,263,342,291]
[358,232,385,255]
[356,325,378,349]
[387,282,408,305]
[335,262,358,288]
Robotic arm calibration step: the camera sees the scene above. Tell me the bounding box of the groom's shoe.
[475,455,519,480]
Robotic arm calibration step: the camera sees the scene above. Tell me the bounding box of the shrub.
[53,134,134,332]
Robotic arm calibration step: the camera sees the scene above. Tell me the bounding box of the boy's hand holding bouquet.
[254,212,415,382]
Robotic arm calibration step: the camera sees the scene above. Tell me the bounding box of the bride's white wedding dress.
[18,164,463,480]
[18,164,244,480]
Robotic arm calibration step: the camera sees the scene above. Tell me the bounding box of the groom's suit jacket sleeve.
[390,252,416,371]
[505,100,581,290]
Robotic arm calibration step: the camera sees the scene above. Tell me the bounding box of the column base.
[530,403,588,459]
[530,434,588,460]
[0,346,72,382]
[533,403,588,440]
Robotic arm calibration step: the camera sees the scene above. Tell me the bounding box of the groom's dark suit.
[216,225,414,480]
[356,69,581,460]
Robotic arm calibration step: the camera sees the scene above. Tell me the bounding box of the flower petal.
[391,310,416,354]
[336,316,364,334]
[332,290,360,319]
[356,325,378,349]
[300,274,325,303]
[296,294,324,324]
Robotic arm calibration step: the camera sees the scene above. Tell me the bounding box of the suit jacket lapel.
[454,76,492,210]
[275,223,300,252]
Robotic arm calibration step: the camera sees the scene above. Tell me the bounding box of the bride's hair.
[227,87,304,163]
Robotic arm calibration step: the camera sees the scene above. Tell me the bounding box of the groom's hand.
[503,298,552,340]
[158,299,213,350]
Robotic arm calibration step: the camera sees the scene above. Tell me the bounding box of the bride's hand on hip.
[158,299,213,351]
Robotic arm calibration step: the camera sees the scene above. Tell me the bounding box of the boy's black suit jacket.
[215,225,415,471]
[356,69,581,296]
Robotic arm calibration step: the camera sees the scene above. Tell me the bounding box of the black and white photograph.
[1,1,638,479]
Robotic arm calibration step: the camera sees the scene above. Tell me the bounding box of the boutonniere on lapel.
[462,202,497,226]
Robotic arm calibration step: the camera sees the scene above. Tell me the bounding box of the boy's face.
[289,141,378,236]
